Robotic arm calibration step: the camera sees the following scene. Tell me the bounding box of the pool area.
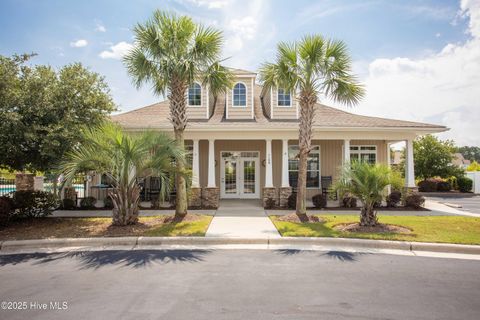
[0,184,85,197]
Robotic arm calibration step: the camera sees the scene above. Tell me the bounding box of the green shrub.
[405,192,425,209]
[12,190,60,218]
[61,198,76,210]
[287,193,296,209]
[342,196,357,208]
[80,196,97,209]
[418,178,440,192]
[104,196,114,209]
[0,196,14,226]
[312,194,327,208]
[457,176,473,193]
[436,180,451,192]
[386,191,402,208]
[446,176,458,190]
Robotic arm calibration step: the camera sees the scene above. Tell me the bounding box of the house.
[107,68,447,208]
[452,153,471,169]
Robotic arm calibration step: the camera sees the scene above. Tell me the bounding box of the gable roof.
[112,84,447,132]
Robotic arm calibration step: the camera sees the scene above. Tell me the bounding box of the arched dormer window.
[188,83,202,106]
[233,82,247,107]
[277,88,291,107]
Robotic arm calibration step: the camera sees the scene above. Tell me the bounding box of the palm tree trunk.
[174,129,188,217]
[169,75,189,219]
[295,91,317,220]
[360,205,377,226]
[110,185,140,226]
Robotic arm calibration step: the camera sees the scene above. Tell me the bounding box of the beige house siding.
[226,78,254,120]
[271,87,298,119]
[193,139,387,200]
[186,83,207,119]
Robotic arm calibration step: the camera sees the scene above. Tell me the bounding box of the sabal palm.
[259,35,364,219]
[124,10,233,218]
[60,122,182,226]
[333,161,392,226]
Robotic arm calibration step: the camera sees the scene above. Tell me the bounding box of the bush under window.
[312,194,327,208]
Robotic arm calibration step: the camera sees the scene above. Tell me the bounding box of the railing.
[0,178,15,196]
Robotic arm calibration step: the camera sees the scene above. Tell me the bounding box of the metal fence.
[0,178,15,196]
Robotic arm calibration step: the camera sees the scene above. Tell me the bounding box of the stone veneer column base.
[279,187,293,208]
[15,173,35,191]
[262,187,277,208]
[202,187,220,209]
[188,187,202,209]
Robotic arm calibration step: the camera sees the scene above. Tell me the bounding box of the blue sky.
[1,0,479,146]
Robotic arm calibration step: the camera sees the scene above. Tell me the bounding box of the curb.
[1,237,479,255]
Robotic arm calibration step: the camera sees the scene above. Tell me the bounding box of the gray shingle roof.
[112,84,447,131]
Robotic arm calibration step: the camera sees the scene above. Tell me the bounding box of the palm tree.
[124,10,233,219]
[60,122,182,226]
[259,35,364,221]
[333,161,393,226]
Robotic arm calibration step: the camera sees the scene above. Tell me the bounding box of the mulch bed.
[277,213,323,223]
[334,223,412,234]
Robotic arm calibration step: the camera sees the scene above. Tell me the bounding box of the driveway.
[425,195,480,215]
[1,249,479,320]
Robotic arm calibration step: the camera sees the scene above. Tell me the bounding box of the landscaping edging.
[1,237,480,255]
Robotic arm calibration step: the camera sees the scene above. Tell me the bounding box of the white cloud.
[95,23,106,32]
[70,39,88,47]
[178,0,229,9]
[352,0,480,146]
[99,41,133,60]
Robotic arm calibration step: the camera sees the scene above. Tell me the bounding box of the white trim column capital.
[207,139,216,188]
[265,139,273,188]
[281,139,290,188]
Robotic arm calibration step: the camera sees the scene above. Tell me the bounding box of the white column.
[207,139,216,187]
[192,140,200,187]
[405,139,415,188]
[281,139,290,187]
[386,142,392,194]
[343,139,351,164]
[265,139,273,187]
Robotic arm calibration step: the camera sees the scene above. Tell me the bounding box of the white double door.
[220,151,260,199]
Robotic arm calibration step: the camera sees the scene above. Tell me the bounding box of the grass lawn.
[270,215,480,245]
[0,215,213,240]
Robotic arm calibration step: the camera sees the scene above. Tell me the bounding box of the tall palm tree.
[124,10,233,219]
[333,161,394,226]
[60,122,182,226]
[259,35,364,221]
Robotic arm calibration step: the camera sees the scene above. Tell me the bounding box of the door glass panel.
[243,160,255,194]
[224,160,237,194]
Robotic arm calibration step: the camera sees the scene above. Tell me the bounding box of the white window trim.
[187,82,203,108]
[277,88,292,108]
[232,82,247,108]
[350,145,377,163]
[288,145,321,189]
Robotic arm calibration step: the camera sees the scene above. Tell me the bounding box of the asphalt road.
[1,249,479,320]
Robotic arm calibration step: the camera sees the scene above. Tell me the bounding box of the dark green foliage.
[456,146,480,162]
[103,196,114,209]
[436,180,452,192]
[386,191,402,208]
[413,135,463,180]
[0,54,115,172]
[12,190,60,218]
[418,178,442,192]
[0,196,14,226]
[287,193,296,209]
[342,196,357,208]
[405,193,425,209]
[265,198,276,209]
[312,194,327,208]
[80,196,97,209]
[457,176,473,193]
[61,199,76,210]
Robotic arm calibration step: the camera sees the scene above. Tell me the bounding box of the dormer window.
[233,82,247,107]
[188,82,202,106]
[277,88,291,107]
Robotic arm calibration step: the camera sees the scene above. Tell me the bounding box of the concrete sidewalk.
[206,200,280,238]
